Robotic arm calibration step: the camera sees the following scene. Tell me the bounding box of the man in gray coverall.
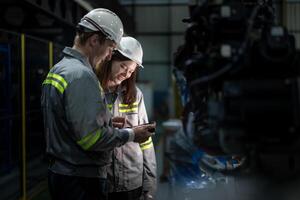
[41,8,155,200]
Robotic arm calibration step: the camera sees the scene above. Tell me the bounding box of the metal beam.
[0,0,87,45]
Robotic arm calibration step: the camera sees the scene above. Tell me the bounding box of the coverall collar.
[63,47,93,70]
[105,84,125,95]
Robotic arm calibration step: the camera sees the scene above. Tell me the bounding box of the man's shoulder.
[56,57,86,71]
[53,58,94,81]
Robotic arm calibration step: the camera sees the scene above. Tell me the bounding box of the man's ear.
[89,34,99,47]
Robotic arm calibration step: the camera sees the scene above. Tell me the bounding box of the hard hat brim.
[78,21,98,32]
[118,50,144,68]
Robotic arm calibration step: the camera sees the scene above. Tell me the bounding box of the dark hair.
[76,26,106,45]
[96,51,137,105]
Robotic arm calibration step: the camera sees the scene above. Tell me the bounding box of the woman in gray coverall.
[96,36,157,200]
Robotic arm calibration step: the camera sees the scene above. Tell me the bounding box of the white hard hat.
[78,8,124,45]
[118,36,144,68]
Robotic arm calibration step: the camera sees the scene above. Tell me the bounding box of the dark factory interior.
[0,0,300,200]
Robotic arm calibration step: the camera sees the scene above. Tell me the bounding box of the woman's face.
[108,59,137,88]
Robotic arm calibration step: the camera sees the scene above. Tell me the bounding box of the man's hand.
[132,124,156,143]
[111,116,125,129]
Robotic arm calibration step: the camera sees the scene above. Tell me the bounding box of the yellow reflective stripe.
[43,79,65,94]
[107,104,113,111]
[98,82,104,93]
[119,102,138,108]
[77,129,102,150]
[140,137,152,145]
[140,137,153,150]
[119,107,138,113]
[47,73,68,88]
[141,143,153,150]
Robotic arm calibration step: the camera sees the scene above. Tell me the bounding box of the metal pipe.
[21,33,27,200]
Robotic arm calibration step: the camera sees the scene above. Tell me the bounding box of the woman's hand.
[111,116,126,128]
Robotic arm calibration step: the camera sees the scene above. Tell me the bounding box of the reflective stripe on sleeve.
[47,73,68,88]
[77,129,102,150]
[43,79,65,94]
[43,73,68,94]
[140,137,153,150]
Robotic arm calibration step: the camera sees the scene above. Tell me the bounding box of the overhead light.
[74,0,94,11]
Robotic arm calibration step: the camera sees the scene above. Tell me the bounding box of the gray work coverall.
[41,47,135,178]
[105,87,157,197]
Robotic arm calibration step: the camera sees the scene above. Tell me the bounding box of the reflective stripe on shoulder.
[77,129,102,150]
[43,73,68,94]
[140,137,153,150]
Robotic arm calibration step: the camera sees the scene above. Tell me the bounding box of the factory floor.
[15,131,300,200]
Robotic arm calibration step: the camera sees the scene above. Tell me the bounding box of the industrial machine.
[171,0,300,199]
